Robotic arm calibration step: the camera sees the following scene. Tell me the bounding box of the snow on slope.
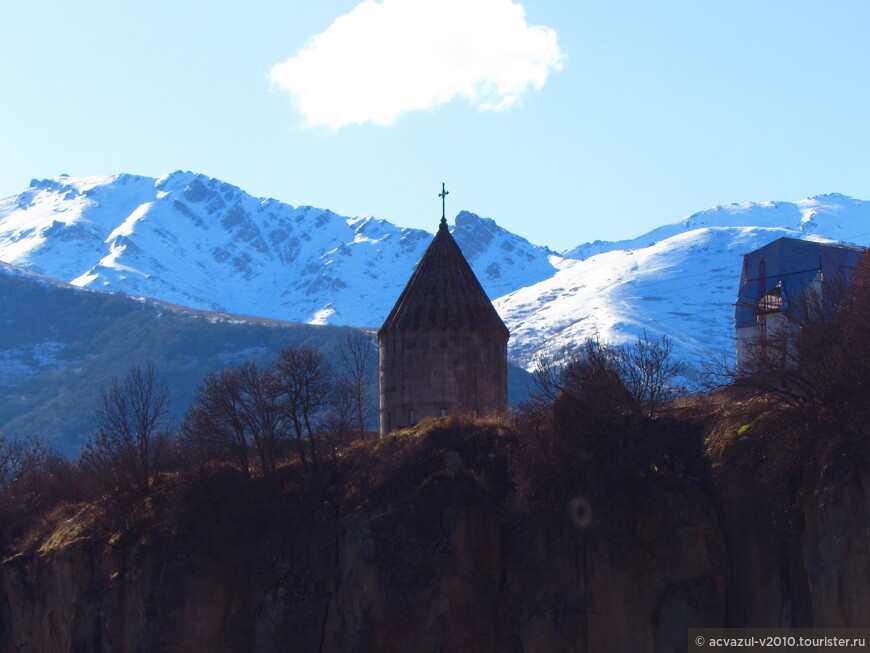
[496,194,870,368]
[3,173,869,375]
[497,226,842,371]
[0,173,558,327]
[563,194,870,260]
[496,193,870,374]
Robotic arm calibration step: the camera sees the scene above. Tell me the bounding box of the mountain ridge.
[2,172,869,373]
[0,172,558,328]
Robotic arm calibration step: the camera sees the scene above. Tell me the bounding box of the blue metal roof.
[735,237,866,329]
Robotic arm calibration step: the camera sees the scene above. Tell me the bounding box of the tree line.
[0,330,377,549]
[0,327,694,548]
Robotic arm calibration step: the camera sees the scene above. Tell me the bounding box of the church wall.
[379,329,507,434]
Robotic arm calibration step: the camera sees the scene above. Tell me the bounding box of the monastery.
[378,185,509,435]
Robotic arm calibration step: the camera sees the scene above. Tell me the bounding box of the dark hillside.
[0,263,535,453]
[0,265,354,453]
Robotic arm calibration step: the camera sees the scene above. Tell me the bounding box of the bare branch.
[82,362,171,497]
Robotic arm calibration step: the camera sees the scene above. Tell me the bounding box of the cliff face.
[802,465,870,626]
[1,477,726,653]
[715,455,870,629]
[1,427,867,652]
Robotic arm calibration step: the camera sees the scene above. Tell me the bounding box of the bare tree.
[559,337,637,417]
[0,433,66,547]
[530,355,564,404]
[275,346,334,473]
[0,433,34,491]
[525,339,629,424]
[82,362,171,496]
[235,362,284,475]
[0,433,57,496]
[322,375,357,459]
[336,328,376,436]
[183,362,285,477]
[618,332,686,417]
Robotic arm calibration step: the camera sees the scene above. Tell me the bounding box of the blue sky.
[2,0,869,249]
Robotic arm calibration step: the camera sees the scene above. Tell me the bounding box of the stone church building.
[378,210,509,435]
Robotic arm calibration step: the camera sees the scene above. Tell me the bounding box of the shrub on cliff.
[512,337,706,512]
[336,416,513,511]
[0,433,71,552]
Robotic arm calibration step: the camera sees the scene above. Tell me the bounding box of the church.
[378,186,509,435]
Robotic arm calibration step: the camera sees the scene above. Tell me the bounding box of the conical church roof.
[379,219,510,337]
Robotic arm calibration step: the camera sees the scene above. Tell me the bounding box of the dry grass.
[22,502,102,555]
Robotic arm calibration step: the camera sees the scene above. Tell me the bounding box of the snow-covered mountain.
[561,194,870,260]
[498,226,822,370]
[0,172,557,328]
[2,173,869,374]
[499,194,870,372]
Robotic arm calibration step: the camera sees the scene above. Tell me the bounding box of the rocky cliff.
[713,438,870,629]
[0,417,866,652]
[0,486,725,652]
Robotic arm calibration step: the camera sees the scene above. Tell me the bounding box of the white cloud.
[270,0,564,129]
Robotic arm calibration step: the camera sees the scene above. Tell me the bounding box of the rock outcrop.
[714,451,870,629]
[1,478,727,652]
[1,421,866,652]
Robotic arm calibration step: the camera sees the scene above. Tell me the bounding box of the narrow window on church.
[409,409,416,425]
[439,408,447,417]
[472,409,479,419]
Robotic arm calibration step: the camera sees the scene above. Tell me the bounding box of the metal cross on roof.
[439,182,449,225]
